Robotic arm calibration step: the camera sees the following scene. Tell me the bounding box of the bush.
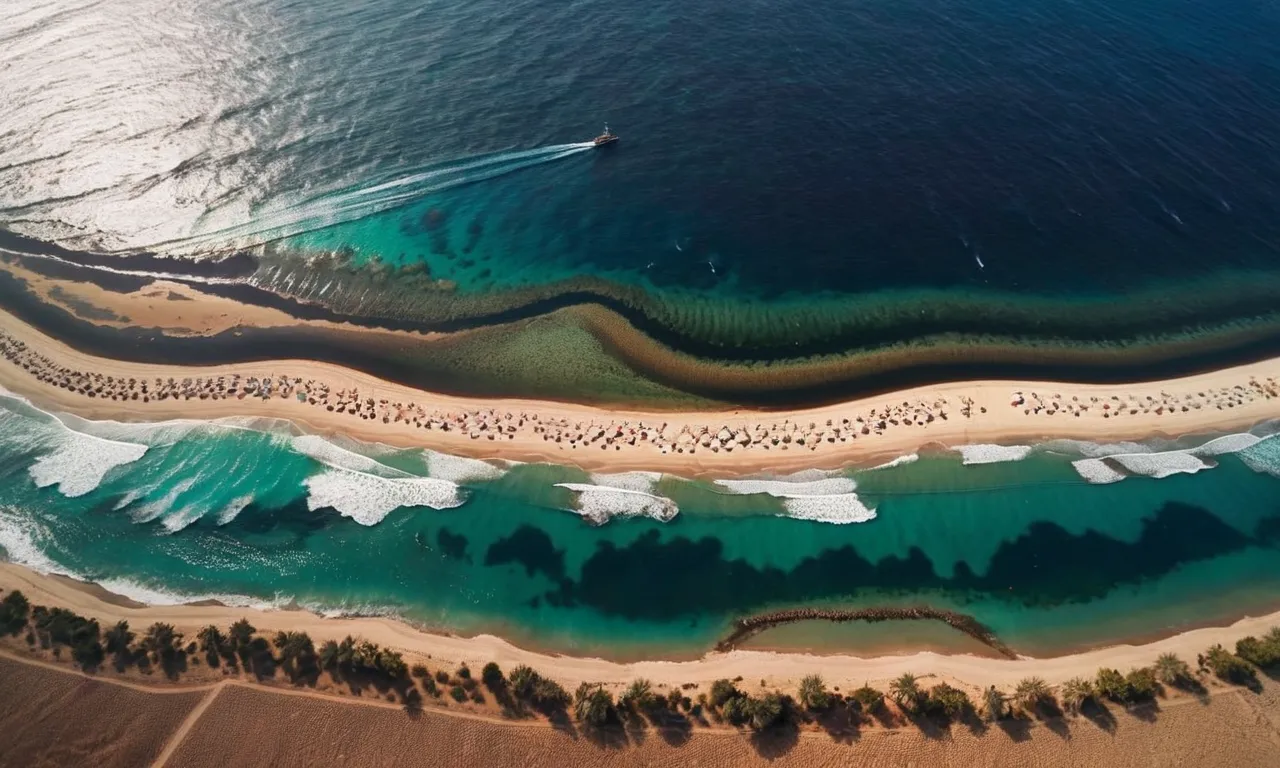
[1059,677,1094,714]
[620,678,658,712]
[1205,644,1256,685]
[981,686,1007,722]
[411,664,429,679]
[574,683,616,727]
[851,685,885,713]
[450,685,467,702]
[435,669,451,684]
[1095,668,1129,702]
[746,692,787,730]
[456,664,471,679]
[1236,635,1280,670]
[709,678,739,708]
[722,694,750,726]
[481,662,505,691]
[923,683,971,718]
[1124,668,1158,702]
[422,676,439,697]
[798,674,832,711]
[1154,653,1192,686]
[507,665,569,712]
[0,591,31,635]
[469,688,486,705]
[32,606,103,670]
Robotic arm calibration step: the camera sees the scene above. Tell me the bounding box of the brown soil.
[4,650,1280,768]
[0,656,207,768]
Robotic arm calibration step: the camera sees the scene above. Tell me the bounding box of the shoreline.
[2,562,1278,693]
[0,306,1278,476]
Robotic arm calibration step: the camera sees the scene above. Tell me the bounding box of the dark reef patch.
[436,527,470,561]
[490,503,1260,622]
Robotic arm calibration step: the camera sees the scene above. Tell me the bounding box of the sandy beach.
[3,562,1277,696]
[0,304,1277,476]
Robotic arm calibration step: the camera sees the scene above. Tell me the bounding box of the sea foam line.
[555,472,678,525]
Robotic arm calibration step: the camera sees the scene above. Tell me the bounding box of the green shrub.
[923,683,971,718]
[1205,644,1257,684]
[411,664,429,678]
[481,662,505,691]
[1095,668,1129,702]
[449,685,467,702]
[851,685,885,713]
[709,678,740,708]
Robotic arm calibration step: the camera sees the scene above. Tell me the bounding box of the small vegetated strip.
[715,606,1018,659]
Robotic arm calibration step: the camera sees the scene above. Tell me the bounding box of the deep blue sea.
[3,0,1280,300]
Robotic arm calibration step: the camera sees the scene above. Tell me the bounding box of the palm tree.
[1012,676,1052,711]
[1154,652,1191,685]
[574,682,615,727]
[509,664,538,699]
[227,618,255,648]
[197,625,225,665]
[798,674,832,711]
[104,620,134,657]
[1059,677,1094,714]
[621,678,655,711]
[318,639,340,671]
[336,636,357,671]
[982,685,1007,722]
[141,622,183,662]
[273,631,317,681]
[889,672,922,712]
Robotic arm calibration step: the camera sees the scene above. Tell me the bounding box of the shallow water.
[1,393,1278,660]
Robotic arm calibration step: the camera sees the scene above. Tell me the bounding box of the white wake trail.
[162,142,595,253]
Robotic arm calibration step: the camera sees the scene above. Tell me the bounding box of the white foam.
[1240,437,1280,478]
[1191,433,1266,456]
[866,453,919,471]
[779,494,878,524]
[714,476,857,497]
[93,577,289,611]
[216,494,255,525]
[291,434,407,477]
[1070,458,1128,485]
[1108,451,1210,479]
[553,483,679,525]
[0,508,77,577]
[422,449,508,484]
[954,444,1034,465]
[130,478,198,524]
[28,429,148,497]
[588,471,664,493]
[1068,433,1277,484]
[304,468,463,526]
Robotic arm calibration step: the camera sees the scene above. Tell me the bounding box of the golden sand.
[4,563,1279,702]
[0,305,1278,476]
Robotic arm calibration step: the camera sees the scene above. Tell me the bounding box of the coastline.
[3,562,1278,694]
[0,306,1278,476]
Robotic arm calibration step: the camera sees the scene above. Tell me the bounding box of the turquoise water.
[1,391,1278,660]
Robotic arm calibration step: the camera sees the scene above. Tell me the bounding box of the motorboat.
[593,125,619,146]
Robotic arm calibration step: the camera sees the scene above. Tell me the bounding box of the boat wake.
[159,142,596,254]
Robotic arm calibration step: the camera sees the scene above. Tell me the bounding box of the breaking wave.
[28,427,148,498]
[713,470,876,524]
[303,469,464,526]
[1067,429,1278,484]
[953,444,1034,465]
[554,472,678,525]
[422,449,508,484]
